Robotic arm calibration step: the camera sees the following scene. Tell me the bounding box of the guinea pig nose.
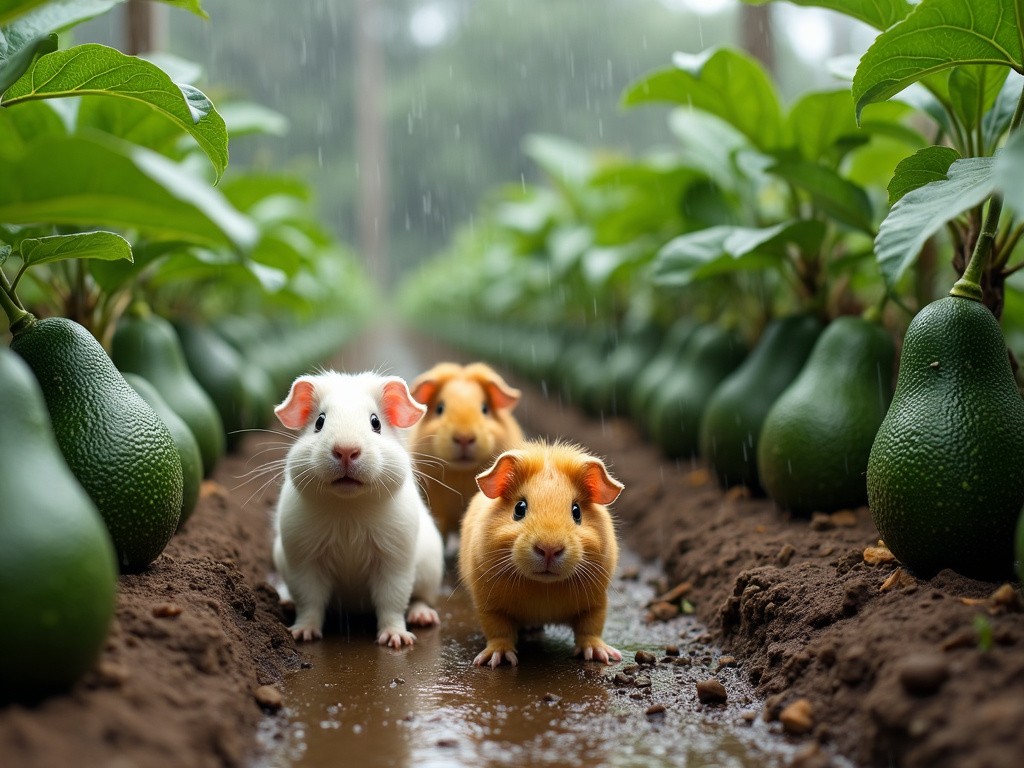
[453,434,476,448]
[333,445,360,464]
[534,543,565,563]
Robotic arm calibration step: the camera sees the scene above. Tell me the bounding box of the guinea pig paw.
[377,628,417,649]
[473,647,518,668]
[406,602,441,627]
[289,624,323,642]
[575,641,622,665]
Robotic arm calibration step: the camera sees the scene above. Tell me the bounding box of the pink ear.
[580,459,623,505]
[476,450,523,499]
[275,377,318,430]
[382,377,427,428]
[410,362,461,405]
[467,363,521,411]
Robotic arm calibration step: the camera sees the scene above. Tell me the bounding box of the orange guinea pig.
[409,362,525,541]
[458,440,623,668]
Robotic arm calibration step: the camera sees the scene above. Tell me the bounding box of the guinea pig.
[458,440,624,667]
[409,362,525,542]
[271,370,445,648]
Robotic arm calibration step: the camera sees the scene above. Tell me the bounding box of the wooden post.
[739,2,775,73]
[124,0,168,55]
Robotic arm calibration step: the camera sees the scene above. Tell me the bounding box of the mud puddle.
[254,551,801,768]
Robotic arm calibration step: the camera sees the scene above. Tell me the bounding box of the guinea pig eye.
[370,413,382,433]
[481,402,489,415]
[314,413,326,432]
[571,502,582,525]
[513,499,528,521]
[435,401,445,416]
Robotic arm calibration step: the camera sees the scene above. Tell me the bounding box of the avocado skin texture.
[758,316,895,516]
[700,314,823,493]
[868,296,1024,580]
[123,372,203,531]
[112,313,225,477]
[647,324,747,459]
[11,317,183,572]
[630,318,698,424]
[0,348,118,699]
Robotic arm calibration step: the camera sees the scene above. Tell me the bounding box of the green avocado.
[11,316,183,572]
[700,314,823,492]
[0,348,118,700]
[868,296,1024,580]
[111,311,225,477]
[630,317,698,426]
[758,316,894,516]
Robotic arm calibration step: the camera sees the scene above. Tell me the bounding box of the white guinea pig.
[271,370,445,648]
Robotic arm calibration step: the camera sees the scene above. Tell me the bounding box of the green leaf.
[739,0,912,31]
[218,101,289,138]
[0,31,54,91]
[785,89,858,163]
[0,134,256,251]
[2,44,228,180]
[622,47,783,151]
[853,0,1024,120]
[875,156,996,286]
[522,133,596,190]
[887,145,961,205]
[654,220,826,287]
[948,65,1009,132]
[983,71,1024,151]
[0,98,64,161]
[156,0,207,20]
[995,129,1024,217]
[0,0,119,29]
[19,230,131,266]
[767,159,875,233]
[76,96,187,157]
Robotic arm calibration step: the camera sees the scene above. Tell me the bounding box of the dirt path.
[2,325,1022,768]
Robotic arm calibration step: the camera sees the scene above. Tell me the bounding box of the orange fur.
[458,440,623,667]
[409,362,525,539]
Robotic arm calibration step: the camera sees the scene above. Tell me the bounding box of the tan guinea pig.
[458,440,623,668]
[409,362,525,541]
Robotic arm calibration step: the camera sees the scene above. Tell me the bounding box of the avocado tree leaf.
[948,64,1009,133]
[852,0,1024,120]
[738,0,912,31]
[994,129,1024,218]
[0,0,120,32]
[785,89,859,164]
[217,100,289,138]
[767,159,875,233]
[0,30,53,91]
[622,47,783,151]
[887,145,961,205]
[0,134,256,251]
[875,156,996,286]
[653,220,826,287]
[19,230,131,267]
[1,44,228,180]
[154,0,207,20]
[983,71,1024,151]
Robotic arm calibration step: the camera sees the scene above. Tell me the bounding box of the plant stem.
[950,82,1024,302]
[0,272,33,334]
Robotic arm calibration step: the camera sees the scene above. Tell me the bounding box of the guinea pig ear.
[381,377,428,428]
[410,362,462,405]
[579,459,624,506]
[275,377,318,430]
[467,363,521,411]
[476,450,524,499]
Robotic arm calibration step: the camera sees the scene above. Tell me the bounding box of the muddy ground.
[1,331,1022,768]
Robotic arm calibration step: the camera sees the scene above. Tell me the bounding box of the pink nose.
[454,434,476,449]
[534,543,565,566]
[333,445,360,466]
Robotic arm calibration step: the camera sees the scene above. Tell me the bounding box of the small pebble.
[776,543,796,567]
[254,685,283,712]
[619,565,640,580]
[898,653,949,696]
[646,602,680,622]
[635,650,657,666]
[437,738,458,748]
[696,679,727,704]
[612,673,632,686]
[95,660,129,687]
[151,602,183,619]
[543,692,561,703]
[645,703,666,717]
[634,675,652,688]
[779,698,814,735]
[672,657,691,667]
[664,645,680,656]
[716,655,738,669]
[623,663,640,676]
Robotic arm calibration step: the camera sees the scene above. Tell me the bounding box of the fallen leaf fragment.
[880,567,917,592]
[864,540,896,566]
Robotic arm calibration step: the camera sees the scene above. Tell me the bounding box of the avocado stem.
[0,274,34,334]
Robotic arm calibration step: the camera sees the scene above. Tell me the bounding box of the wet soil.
[2,324,1023,768]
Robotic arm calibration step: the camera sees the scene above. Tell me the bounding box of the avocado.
[700,314,823,492]
[11,316,183,571]
[867,296,1024,580]
[646,323,747,459]
[174,321,259,452]
[630,317,698,426]
[123,372,203,531]
[111,310,225,476]
[0,348,118,700]
[1016,508,1024,584]
[758,316,894,516]
[592,324,663,417]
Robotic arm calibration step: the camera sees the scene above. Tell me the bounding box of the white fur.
[272,371,444,647]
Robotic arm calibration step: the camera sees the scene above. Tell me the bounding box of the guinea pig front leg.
[473,611,519,668]
[571,606,622,665]
[285,565,332,642]
[371,564,418,649]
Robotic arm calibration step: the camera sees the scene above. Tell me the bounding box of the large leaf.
[654,220,826,287]
[2,44,228,179]
[622,47,783,151]
[0,30,53,91]
[0,0,203,26]
[785,89,859,164]
[767,159,875,233]
[19,230,131,266]
[739,0,912,31]
[887,145,961,205]
[983,71,1024,151]
[218,101,288,138]
[0,0,118,31]
[853,0,1024,120]
[995,129,1024,217]
[948,64,1009,133]
[0,98,64,160]
[0,134,255,250]
[875,156,996,286]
